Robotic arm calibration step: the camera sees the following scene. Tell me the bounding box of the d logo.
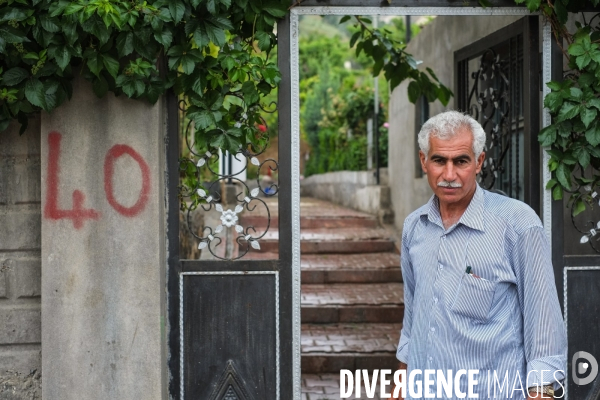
[573,351,599,385]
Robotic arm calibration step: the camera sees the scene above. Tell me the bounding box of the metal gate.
[165,6,569,400]
[455,16,540,212]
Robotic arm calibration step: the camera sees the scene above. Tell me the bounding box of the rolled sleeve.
[512,226,568,389]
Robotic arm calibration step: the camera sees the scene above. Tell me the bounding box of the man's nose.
[442,162,457,181]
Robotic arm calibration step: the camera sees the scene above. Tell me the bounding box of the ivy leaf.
[255,31,270,51]
[24,78,45,109]
[573,146,590,168]
[262,4,287,18]
[580,106,597,128]
[205,22,225,46]
[585,122,600,146]
[538,125,557,146]
[545,179,557,190]
[543,92,563,113]
[556,162,572,190]
[407,81,421,103]
[40,15,60,33]
[169,0,186,24]
[0,8,28,22]
[524,0,541,11]
[194,110,214,129]
[557,102,580,122]
[92,75,108,98]
[552,184,563,200]
[2,67,29,86]
[53,45,71,70]
[340,15,351,24]
[102,55,120,79]
[588,98,600,110]
[154,29,173,47]
[573,199,586,216]
[116,32,134,57]
[553,0,568,24]
[206,0,218,14]
[86,53,104,77]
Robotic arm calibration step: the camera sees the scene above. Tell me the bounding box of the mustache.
[437,181,462,188]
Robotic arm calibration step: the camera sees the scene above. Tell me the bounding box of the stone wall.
[300,169,394,223]
[388,15,522,231]
[0,118,43,399]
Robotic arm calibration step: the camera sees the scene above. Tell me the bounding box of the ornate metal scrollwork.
[466,49,514,193]
[178,101,278,261]
[570,184,600,254]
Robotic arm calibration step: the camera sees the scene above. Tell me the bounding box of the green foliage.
[345,15,452,106]
[0,0,285,154]
[536,16,600,216]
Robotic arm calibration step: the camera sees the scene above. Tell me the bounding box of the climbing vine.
[0,0,284,157]
[522,0,600,215]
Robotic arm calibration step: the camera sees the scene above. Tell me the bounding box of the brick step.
[243,252,402,283]
[301,323,401,373]
[239,215,378,229]
[245,228,395,254]
[302,283,404,323]
[302,253,401,284]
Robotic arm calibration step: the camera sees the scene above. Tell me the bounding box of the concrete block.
[0,208,41,251]
[0,368,42,400]
[41,77,166,400]
[13,259,41,298]
[0,345,41,374]
[0,263,7,299]
[0,307,41,344]
[0,156,41,205]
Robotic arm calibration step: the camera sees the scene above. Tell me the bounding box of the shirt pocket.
[450,274,497,322]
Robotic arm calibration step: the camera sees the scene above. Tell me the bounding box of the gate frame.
[165,6,557,400]
[284,6,553,399]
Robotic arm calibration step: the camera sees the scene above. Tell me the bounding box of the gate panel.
[166,14,296,399]
[181,272,278,399]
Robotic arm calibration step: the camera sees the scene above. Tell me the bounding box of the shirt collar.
[421,184,485,232]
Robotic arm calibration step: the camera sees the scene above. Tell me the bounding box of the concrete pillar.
[41,78,167,399]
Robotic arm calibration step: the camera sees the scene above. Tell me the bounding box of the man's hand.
[528,389,554,399]
[388,362,407,400]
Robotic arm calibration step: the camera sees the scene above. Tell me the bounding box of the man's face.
[419,127,485,207]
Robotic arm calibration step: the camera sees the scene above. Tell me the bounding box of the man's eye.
[433,159,444,164]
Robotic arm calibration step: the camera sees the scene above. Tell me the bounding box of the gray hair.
[417,111,486,160]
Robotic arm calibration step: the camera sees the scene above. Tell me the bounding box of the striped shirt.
[397,184,567,399]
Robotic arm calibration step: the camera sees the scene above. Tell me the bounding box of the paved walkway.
[292,198,402,398]
[242,196,403,398]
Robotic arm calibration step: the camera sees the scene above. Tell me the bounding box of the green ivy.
[0,0,285,157]
[534,10,600,216]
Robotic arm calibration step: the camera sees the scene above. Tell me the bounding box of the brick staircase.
[242,197,403,399]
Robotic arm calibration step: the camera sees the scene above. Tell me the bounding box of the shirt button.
[439,264,443,270]
[430,327,435,332]
[429,356,433,361]
[434,297,438,304]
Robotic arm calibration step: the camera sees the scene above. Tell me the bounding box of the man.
[389,111,567,399]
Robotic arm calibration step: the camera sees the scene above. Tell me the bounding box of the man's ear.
[476,151,485,174]
[419,150,427,175]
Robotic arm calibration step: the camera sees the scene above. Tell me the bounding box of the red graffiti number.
[44,132,151,229]
[104,145,151,217]
[44,132,101,229]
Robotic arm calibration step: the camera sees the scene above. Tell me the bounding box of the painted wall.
[0,118,42,398]
[40,77,168,399]
[388,15,522,231]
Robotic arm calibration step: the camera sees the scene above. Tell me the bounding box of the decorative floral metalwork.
[571,187,600,253]
[179,101,279,261]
